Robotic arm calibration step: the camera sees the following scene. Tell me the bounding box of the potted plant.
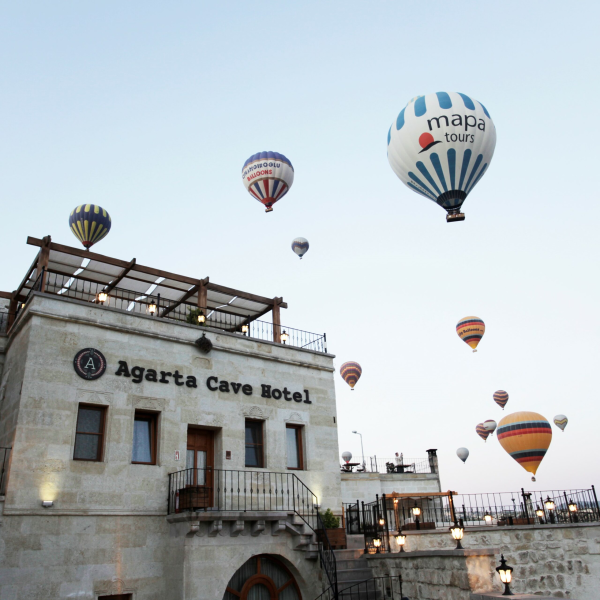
[317,508,347,549]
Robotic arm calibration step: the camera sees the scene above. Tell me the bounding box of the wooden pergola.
[1,236,287,339]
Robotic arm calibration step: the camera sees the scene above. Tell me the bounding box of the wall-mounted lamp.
[378,516,385,527]
[535,505,545,524]
[241,324,249,334]
[373,537,382,553]
[147,300,158,316]
[450,521,464,550]
[568,499,579,522]
[483,511,493,524]
[197,310,206,325]
[412,502,421,530]
[544,496,556,524]
[496,554,514,596]
[41,500,53,508]
[395,532,406,552]
[280,330,289,344]
[96,291,109,305]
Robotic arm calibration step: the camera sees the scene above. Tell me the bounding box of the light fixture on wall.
[197,310,206,325]
[412,502,421,530]
[449,521,464,550]
[379,516,385,527]
[483,511,493,524]
[495,554,514,596]
[280,330,289,344]
[535,505,545,524]
[96,291,109,305]
[544,496,556,524]
[373,537,382,554]
[147,299,158,316]
[568,499,579,522]
[241,323,249,334]
[395,532,406,553]
[41,500,53,508]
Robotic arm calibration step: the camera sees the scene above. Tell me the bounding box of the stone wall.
[399,522,600,599]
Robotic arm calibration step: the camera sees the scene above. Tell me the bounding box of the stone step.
[334,548,365,559]
[336,557,368,570]
[337,568,373,582]
[346,534,365,549]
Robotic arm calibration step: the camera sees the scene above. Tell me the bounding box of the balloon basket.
[265,207,273,213]
[446,213,465,223]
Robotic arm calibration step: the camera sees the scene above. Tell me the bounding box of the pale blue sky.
[1,2,599,493]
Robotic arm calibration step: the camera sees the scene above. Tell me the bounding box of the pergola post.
[6,292,17,331]
[272,298,282,343]
[198,277,209,314]
[36,235,51,293]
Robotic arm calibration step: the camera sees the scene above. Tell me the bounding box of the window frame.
[245,419,265,469]
[132,410,159,465]
[73,403,107,462]
[286,424,304,471]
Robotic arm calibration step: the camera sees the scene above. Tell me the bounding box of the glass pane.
[226,557,257,592]
[245,445,260,467]
[132,419,152,463]
[248,584,270,600]
[286,428,299,469]
[197,450,206,485]
[245,421,262,444]
[74,433,99,460]
[186,450,194,485]
[261,557,289,589]
[279,584,299,600]
[77,407,103,433]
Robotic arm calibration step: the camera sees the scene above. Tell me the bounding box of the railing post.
[382,493,391,553]
[592,485,600,521]
[448,491,456,524]
[521,488,530,522]
[272,298,282,343]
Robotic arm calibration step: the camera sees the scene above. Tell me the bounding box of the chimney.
[426,449,438,474]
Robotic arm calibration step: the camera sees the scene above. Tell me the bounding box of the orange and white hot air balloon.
[497,411,552,481]
[456,316,485,352]
[340,361,362,391]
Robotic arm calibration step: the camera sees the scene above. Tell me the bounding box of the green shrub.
[319,508,340,529]
[186,308,204,325]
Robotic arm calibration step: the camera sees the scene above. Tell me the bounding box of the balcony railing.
[342,456,433,474]
[13,270,327,353]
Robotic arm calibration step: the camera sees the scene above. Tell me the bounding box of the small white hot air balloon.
[553,415,568,432]
[456,447,469,463]
[341,451,352,463]
[291,237,309,259]
[483,420,497,436]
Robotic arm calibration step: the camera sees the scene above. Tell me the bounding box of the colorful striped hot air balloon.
[476,423,490,442]
[553,415,568,432]
[291,237,309,259]
[493,390,509,410]
[340,361,362,390]
[456,316,485,352]
[242,151,294,212]
[483,420,497,436]
[497,411,552,481]
[69,204,111,250]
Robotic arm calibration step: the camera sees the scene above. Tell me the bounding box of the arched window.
[223,555,301,600]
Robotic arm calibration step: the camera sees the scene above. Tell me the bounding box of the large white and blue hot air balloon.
[242,151,294,213]
[387,92,496,222]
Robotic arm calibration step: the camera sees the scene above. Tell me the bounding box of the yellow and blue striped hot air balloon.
[497,411,552,481]
[493,390,509,410]
[476,423,490,442]
[340,361,362,391]
[456,316,485,352]
[69,204,111,250]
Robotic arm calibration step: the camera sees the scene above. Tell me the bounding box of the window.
[286,425,303,470]
[73,404,106,461]
[245,420,264,468]
[132,410,158,464]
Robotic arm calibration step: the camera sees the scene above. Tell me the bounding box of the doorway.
[179,427,214,510]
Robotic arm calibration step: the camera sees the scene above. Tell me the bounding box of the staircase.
[334,535,378,599]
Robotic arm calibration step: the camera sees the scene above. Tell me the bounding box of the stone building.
[0,236,441,600]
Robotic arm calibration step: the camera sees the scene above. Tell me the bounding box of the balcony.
[2,235,327,353]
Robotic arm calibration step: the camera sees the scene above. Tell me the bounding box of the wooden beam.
[198,277,209,311]
[103,258,136,294]
[272,297,282,343]
[36,235,51,292]
[160,283,199,318]
[388,491,458,498]
[14,251,41,300]
[0,291,13,300]
[207,282,287,309]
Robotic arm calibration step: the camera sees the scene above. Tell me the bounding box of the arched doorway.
[223,555,302,600]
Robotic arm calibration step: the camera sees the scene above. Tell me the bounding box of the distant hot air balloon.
[291,237,309,259]
[387,92,496,222]
[340,361,362,391]
[476,423,490,442]
[493,390,509,410]
[456,447,469,463]
[242,151,294,212]
[69,204,111,250]
[483,420,497,436]
[342,451,352,463]
[553,415,568,432]
[456,316,485,352]
[497,411,552,481]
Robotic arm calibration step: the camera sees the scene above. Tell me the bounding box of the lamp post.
[412,502,421,530]
[352,431,365,469]
[450,521,464,550]
[395,532,406,552]
[544,496,556,524]
[496,554,514,596]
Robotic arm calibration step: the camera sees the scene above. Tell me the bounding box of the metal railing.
[315,575,408,600]
[367,456,432,474]
[0,447,11,495]
[11,271,328,352]
[168,467,337,596]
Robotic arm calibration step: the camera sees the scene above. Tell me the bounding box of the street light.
[412,502,421,530]
[352,431,365,469]
[450,521,464,550]
[496,554,514,596]
[395,532,406,552]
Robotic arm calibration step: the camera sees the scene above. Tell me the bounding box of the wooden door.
[181,428,214,510]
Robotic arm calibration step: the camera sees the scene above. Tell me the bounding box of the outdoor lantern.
[379,517,385,527]
[395,533,406,552]
[41,500,53,508]
[483,511,493,524]
[544,496,555,511]
[373,537,382,553]
[147,300,158,316]
[568,499,578,513]
[535,506,544,517]
[96,291,109,305]
[197,310,206,325]
[496,554,514,596]
[450,521,464,550]
[412,503,421,517]
[241,324,249,334]
[393,498,399,505]
[281,330,289,344]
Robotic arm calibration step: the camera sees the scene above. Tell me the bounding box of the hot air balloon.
[342,451,352,464]
[483,420,497,436]
[456,447,469,463]
[497,411,552,481]
[456,316,485,352]
[242,151,294,212]
[387,92,496,222]
[493,390,509,410]
[340,361,362,391]
[291,237,309,259]
[553,415,568,432]
[476,423,490,442]
[69,204,111,250]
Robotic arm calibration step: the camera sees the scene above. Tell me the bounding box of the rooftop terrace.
[0,235,327,352]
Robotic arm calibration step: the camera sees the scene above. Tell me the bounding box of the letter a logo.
[85,357,96,371]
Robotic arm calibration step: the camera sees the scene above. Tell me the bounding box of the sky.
[1,1,599,494]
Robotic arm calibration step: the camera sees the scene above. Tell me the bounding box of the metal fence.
[0,447,11,495]
[367,456,433,474]
[12,271,327,352]
[315,575,408,600]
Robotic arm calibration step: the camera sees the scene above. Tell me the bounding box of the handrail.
[314,575,406,600]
